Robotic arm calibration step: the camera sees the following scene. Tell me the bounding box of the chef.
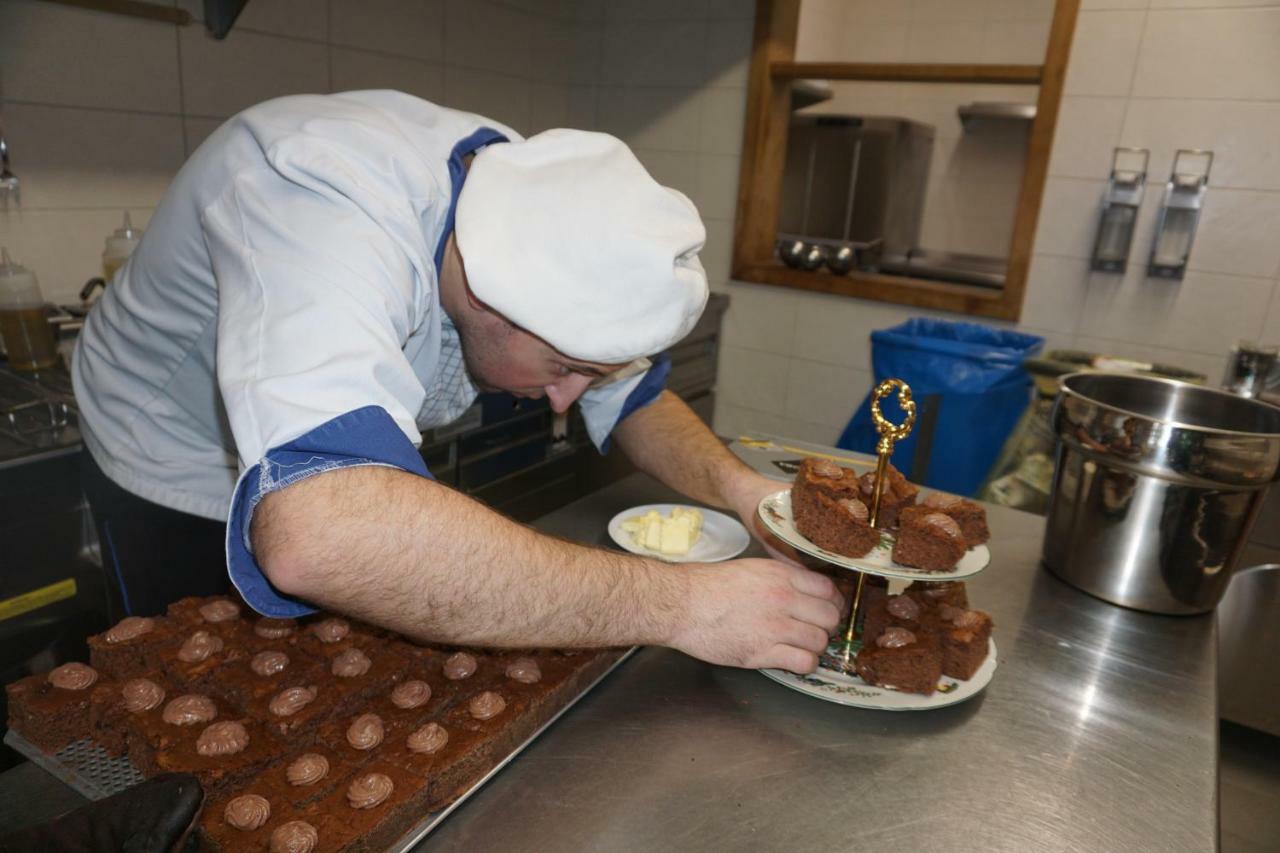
[73,91,840,674]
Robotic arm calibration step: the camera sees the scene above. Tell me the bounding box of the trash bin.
[837,318,1044,496]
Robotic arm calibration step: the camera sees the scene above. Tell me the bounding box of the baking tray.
[4,647,635,851]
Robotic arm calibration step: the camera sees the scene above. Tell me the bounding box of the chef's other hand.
[669,558,842,674]
[0,772,203,853]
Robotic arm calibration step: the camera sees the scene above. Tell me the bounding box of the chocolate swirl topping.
[270,820,318,853]
[224,794,271,831]
[391,680,431,709]
[310,618,350,644]
[346,713,384,750]
[505,658,541,684]
[199,599,240,623]
[886,595,920,621]
[122,678,165,713]
[923,492,962,509]
[163,694,217,726]
[286,753,330,787]
[269,686,317,717]
[177,630,224,663]
[48,662,98,691]
[104,616,154,644]
[251,650,290,677]
[839,497,869,522]
[811,458,843,478]
[468,691,507,721]
[953,609,984,630]
[924,582,961,600]
[877,627,917,649]
[196,720,249,756]
[921,512,963,540]
[443,652,477,680]
[254,618,296,639]
[346,772,394,809]
[407,723,449,755]
[331,648,371,678]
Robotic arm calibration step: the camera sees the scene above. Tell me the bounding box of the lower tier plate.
[761,637,997,710]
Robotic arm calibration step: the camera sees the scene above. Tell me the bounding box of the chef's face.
[442,233,629,412]
[454,296,627,413]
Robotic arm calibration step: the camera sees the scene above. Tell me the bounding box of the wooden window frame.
[731,0,1081,321]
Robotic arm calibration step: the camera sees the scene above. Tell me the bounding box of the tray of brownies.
[4,597,632,851]
[755,379,998,709]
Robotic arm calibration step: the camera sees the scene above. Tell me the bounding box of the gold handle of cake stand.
[841,379,916,667]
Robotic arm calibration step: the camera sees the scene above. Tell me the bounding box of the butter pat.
[622,507,704,556]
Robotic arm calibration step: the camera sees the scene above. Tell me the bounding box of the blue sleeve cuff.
[599,354,672,454]
[226,405,432,618]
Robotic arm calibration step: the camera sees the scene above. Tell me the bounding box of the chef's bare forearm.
[611,390,760,512]
[250,465,683,647]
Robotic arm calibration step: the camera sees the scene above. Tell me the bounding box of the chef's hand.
[668,557,842,674]
[722,470,811,569]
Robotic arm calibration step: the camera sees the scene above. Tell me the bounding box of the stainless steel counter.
[423,467,1219,853]
[0,462,1219,851]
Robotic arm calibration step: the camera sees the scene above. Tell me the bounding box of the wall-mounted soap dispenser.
[1148,149,1212,281]
[1091,148,1149,273]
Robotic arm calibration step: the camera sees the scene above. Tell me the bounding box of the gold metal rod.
[841,571,867,665]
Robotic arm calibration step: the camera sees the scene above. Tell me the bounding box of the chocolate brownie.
[152,627,249,692]
[302,761,424,853]
[149,716,289,795]
[857,463,919,528]
[892,510,966,572]
[853,627,943,695]
[792,458,882,558]
[89,675,172,756]
[860,593,938,645]
[904,580,969,610]
[258,743,352,810]
[921,491,989,547]
[198,788,306,852]
[241,659,348,743]
[295,635,411,707]
[88,616,175,679]
[202,645,306,708]
[6,663,103,752]
[938,608,994,680]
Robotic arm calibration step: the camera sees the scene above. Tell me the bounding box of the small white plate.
[608,504,751,563]
[757,490,991,581]
[761,637,998,710]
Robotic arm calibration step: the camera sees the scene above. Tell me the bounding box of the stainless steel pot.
[1043,372,1280,614]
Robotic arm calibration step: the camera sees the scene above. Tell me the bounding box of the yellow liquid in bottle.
[0,306,59,371]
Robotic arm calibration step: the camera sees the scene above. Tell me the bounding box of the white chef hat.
[454,129,709,364]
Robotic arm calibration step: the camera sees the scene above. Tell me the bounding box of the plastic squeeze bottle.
[102,211,142,282]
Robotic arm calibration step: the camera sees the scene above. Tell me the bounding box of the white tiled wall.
[712,1,1280,446]
[4,0,1278,453]
[0,0,596,303]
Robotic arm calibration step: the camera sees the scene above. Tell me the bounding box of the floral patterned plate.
[761,637,998,710]
[757,490,991,581]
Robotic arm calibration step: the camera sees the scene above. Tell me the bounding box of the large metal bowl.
[1043,372,1280,614]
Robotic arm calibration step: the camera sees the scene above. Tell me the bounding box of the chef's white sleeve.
[204,167,434,618]
[577,354,672,452]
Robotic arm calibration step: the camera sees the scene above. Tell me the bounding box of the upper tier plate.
[757,490,991,580]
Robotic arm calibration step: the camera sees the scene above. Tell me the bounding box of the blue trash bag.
[837,318,1044,496]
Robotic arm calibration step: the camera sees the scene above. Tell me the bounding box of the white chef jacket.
[72,91,669,617]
